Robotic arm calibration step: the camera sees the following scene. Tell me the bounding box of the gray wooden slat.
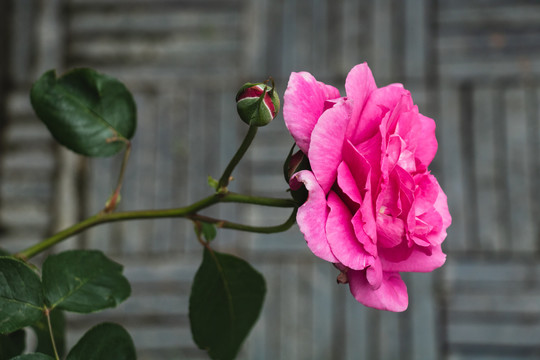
[241,0,268,77]
[120,92,157,254]
[294,0,314,71]
[183,88,208,253]
[85,157,115,252]
[344,296,369,360]
[379,310,402,360]
[372,0,393,79]
[534,85,540,251]
[280,0,297,77]
[312,260,336,359]
[70,11,240,33]
[410,273,438,360]
[69,37,240,66]
[54,149,82,253]
[448,291,540,313]
[261,0,284,77]
[311,0,328,76]
[167,90,191,254]
[244,262,269,360]
[438,5,540,25]
[448,323,540,347]
[149,91,176,253]
[438,84,468,251]
[448,355,540,360]
[438,57,540,81]
[10,0,36,84]
[279,261,300,359]
[263,260,282,360]
[341,0,362,73]
[443,259,538,285]
[324,0,344,77]
[472,85,504,251]
[504,86,534,252]
[296,260,314,360]
[404,0,427,80]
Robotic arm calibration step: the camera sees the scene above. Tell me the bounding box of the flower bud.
[283,148,310,183]
[283,146,310,204]
[236,81,280,127]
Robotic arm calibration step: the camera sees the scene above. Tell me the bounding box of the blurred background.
[1,0,540,359]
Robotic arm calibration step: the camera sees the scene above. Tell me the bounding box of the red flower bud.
[283,146,310,204]
[236,81,280,127]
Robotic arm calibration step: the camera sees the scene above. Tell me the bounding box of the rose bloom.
[284,63,451,312]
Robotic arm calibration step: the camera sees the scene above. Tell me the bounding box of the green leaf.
[10,354,54,360]
[30,68,137,157]
[189,248,266,360]
[0,329,25,360]
[66,322,136,360]
[42,250,131,313]
[0,257,44,334]
[195,222,217,242]
[31,309,66,358]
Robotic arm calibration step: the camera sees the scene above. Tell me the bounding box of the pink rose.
[284,63,451,312]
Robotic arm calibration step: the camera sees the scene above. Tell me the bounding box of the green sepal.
[195,222,217,242]
[207,176,219,190]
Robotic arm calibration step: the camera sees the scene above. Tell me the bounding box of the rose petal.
[415,114,438,170]
[376,213,405,248]
[342,140,372,194]
[380,94,414,145]
[433,181,452,230]
[354,134,382,184]
[284,72,340,154]
[348,269,408,312]
[366,257,383,288]
[376,169,401,218]
[290,170,338,262]
[309,99,353,193]
[337,161,362,204]
[381,245,446,272]
[381,134,402,179]
[423,184,451,246]
[351,211,377,257]
[326,192,373,270]
[348,84,409,145]
[345,63,377,140]
[418,209,443,244]
[414,173,439,215]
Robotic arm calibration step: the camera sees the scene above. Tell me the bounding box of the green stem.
[189,208,297,234]
[217,125,258,191]
[104,141,131,213]
[16,193,297,260]
[221,192,297,207]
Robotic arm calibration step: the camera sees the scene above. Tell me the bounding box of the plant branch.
[220,192,297,207]
[15,192,297,260]
[217,125,258,191]
[104,141,132,213]
[188,208,298,234]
